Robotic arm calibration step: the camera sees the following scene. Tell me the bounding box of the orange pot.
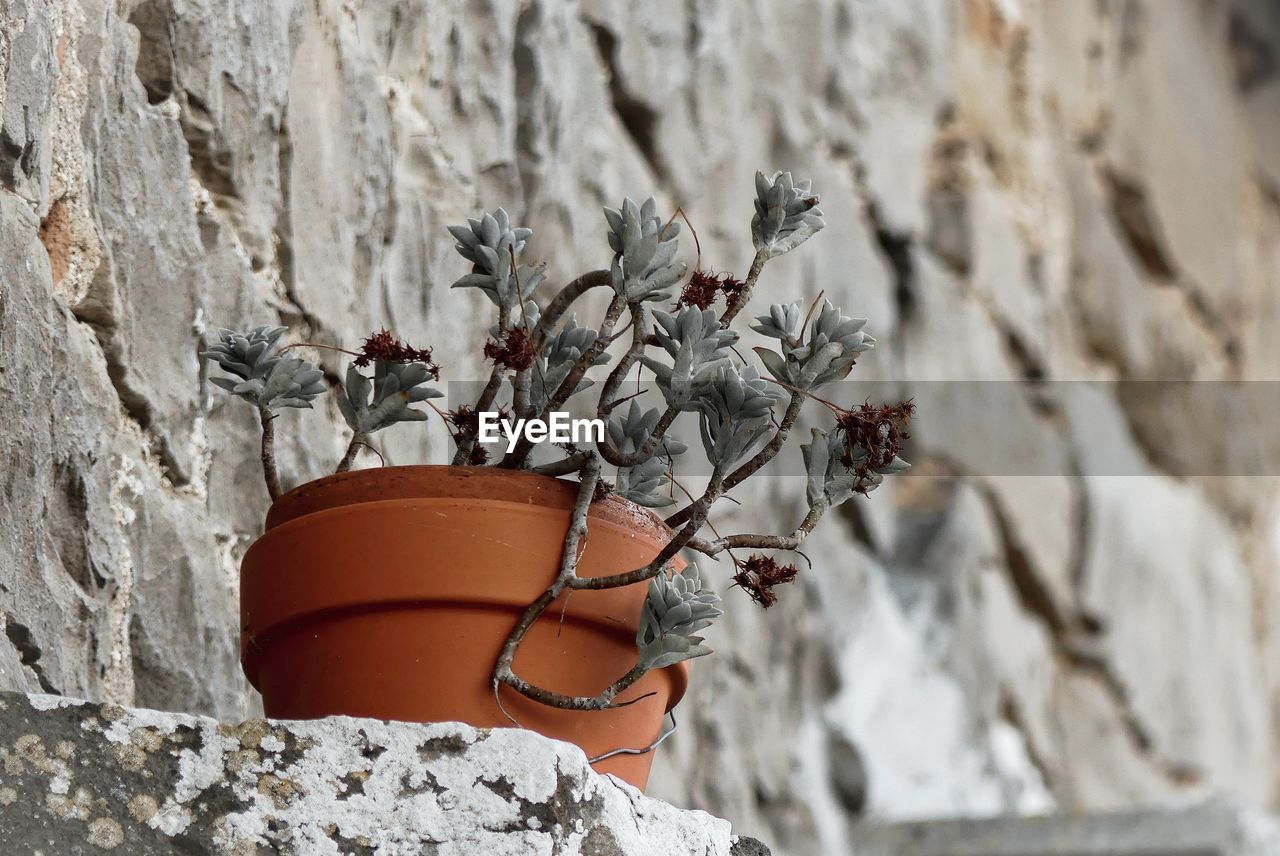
[240,465,689,789]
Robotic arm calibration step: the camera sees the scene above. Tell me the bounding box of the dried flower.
[732,554,800,608]
[836,400,915,493]
[354,329,440,376]
[592,478,615,503]
[447,405,513,465]
[483,327,538,370]
[675,269,746,310]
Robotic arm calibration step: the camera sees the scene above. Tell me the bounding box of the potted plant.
[202,171,913,789]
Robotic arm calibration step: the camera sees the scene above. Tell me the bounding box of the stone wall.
[1,1,1278,854]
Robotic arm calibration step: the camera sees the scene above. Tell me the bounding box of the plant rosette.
[204,173,913,790]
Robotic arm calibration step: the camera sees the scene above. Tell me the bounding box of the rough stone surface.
[853,797,1280,856]
[0,690,758,855]
[0,1,1278,854]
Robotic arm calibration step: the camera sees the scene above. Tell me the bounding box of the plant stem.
[569,471,723,592]
[685,503,826,557]
[492,457,603,709]
[451,371,505,465]
[501,293,628,468]
[593,303,683,468]
[595,303,645,416]
[534,270,612,347]
[258,407,281,501]
[531,451,592,476]
[336,431,367,473]
[492,462,728,712]
[453,270,611,466]
[665,392,803,527]
[718,250,767,326]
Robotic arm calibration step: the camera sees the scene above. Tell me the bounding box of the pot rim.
[265,464,676,541]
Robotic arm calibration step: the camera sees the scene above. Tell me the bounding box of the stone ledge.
[851,797,1280,856]
[0,691,768,855]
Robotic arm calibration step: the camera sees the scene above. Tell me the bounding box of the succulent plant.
[201,325,288,382]
[610,402,688,507]
[529,316,608,414]
[449,209,543,313]
[688,364,781,467]
[640,307,737,407]
[202,327,324,410]
[204,169,914,718]
[605,197,687,303]
[751,170,824,258]
[636,564,723,670]
[338,361,444,435]
[752,299,875,390]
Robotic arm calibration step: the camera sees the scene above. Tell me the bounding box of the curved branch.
[685,504,826,557]
[595,302,646,418]
[570,469,725,591]
[535,270,612,346]
[531,451,592,476]
[493,458,655,711]
[665,392,803,527]
[492,463,728,713]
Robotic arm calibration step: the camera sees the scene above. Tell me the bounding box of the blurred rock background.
[0,1,1277,853]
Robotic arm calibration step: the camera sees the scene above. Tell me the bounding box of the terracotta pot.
[240,465,689,789]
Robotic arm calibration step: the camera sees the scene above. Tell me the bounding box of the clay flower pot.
[240,465,689,789]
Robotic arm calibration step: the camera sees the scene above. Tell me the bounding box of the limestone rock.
[0,690,754,855]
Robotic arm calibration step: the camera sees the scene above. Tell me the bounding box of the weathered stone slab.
[851,798,1280,856]
[0,691,766,855]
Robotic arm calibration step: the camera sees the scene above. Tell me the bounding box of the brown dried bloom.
[835,400,915,494]
[355,329,440,376]
[483,327,538,370]
[592,478,615,504]
[446,405,512,465]
[675,268,746,310]
[732,554,801,609]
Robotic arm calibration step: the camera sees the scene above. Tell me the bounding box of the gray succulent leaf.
[753,300,874,390]
[688,364,782,467]
[751,171,824,258]
[606,197,687,303]
[448,208,541,311]
[636,563,723,670]
[607,400,688,459]
[528,316,609,414]
[750,301,803,343]
[201,325,288,382]
[640,307,738,407]
[339,361,443,435]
